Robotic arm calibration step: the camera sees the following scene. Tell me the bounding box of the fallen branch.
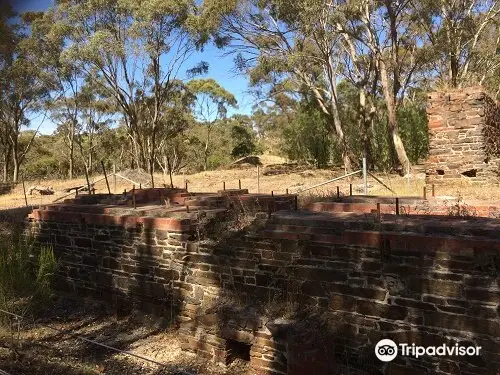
[28,186,54,196]
[115,173,140,186]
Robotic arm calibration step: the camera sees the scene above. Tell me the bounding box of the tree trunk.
[330,105,351,173]
[69,148,74,179]
[358,88,373,170]
[163,155,167,179]
[149,158,155,188]
[204,124,212,172]
[88,153,93,175]
[2,162,7,183]
[130,130,142,170]
[68,120,75,179]
[2,147,11,182]
[378,58,410,174]
[11,135,19,183]
[450,53,459,88]
[150,126,156,188]
[166,154,174,189]
[12,156,19,184]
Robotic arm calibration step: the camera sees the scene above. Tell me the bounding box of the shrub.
[0,234,56,324]
[231,125,258,158]
[281,103,333,168]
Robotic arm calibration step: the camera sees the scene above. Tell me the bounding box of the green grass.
[0,232,56,324]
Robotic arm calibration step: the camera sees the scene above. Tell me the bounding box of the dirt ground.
[1,155,499,209]
[0,296,248,375]
[1,155,497,374]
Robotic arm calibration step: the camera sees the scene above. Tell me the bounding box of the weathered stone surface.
[425,87,500,184]
[26,190,500,375]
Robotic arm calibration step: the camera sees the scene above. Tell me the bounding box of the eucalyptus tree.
[187,78,237,171]
[76,74,115,176]
[0,1,16,181]
[24,9,85,179]
[53,0,209,185]
[153,80,195,186]
[0,12,49,183]
[335,0,435,173]
[210,0,355,171]
[332,2,378,168]
[411,0,500,92]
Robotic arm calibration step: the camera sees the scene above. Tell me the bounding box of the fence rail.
[292,157,395,195]
[294,169,362,194]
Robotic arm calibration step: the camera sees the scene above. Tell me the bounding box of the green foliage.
[2,0,497,180]
[231,124,257,158]
[23,155,62,180]
[185,121,233,170]
[281,103,332,168]
[0,234,56,322]
[174,114,260,172]
[22,133,66,179]
[36,246,57,300]
[187,78,238,122]
[253,81,430,171]
[397,103,429,164]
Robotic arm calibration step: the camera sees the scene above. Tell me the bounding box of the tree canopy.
[0,0,498,181]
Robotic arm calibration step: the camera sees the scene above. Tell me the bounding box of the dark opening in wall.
[226,339,251,365]
[461,169,477,177]
[436,169,445,175]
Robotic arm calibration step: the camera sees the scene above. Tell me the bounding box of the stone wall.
[426,87,500,184]
[484,94,500,158]
[27,203,500,375]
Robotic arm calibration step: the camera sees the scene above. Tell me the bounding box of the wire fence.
[0,308,195,375]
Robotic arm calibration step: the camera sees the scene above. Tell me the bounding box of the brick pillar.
[425,86,500,184]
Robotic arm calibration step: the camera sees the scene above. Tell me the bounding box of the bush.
[23,155,63,180]
[231,125,258,158]
[397,103,429,164]
[0,234,56,324]
[281,104,332,168]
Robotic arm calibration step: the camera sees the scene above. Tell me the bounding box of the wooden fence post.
[22,179,28,206]
[101,161,111,195]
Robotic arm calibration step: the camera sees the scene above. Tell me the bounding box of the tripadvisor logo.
[375,339,481,362]
[375,339,398,362]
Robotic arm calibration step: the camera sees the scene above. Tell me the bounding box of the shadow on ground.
[0,295,237,375]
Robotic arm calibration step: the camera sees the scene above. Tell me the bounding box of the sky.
[9,0,255,135]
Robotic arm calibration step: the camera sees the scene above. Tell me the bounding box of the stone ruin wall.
[26,197,500,375]
[426,87,500,184]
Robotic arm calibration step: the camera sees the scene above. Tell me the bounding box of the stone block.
[356,300,407,320]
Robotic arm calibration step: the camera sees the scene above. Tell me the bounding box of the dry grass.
[1,156,499,209]
[0,295,247,375]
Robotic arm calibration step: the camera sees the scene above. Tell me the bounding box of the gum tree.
[53,0,210,185]
[210,0,355,171]
[187,78,237,171]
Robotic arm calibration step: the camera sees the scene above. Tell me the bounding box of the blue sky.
[11,0,254,134]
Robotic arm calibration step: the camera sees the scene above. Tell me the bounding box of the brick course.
[26,193,500,375]
[425,87,500,184]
